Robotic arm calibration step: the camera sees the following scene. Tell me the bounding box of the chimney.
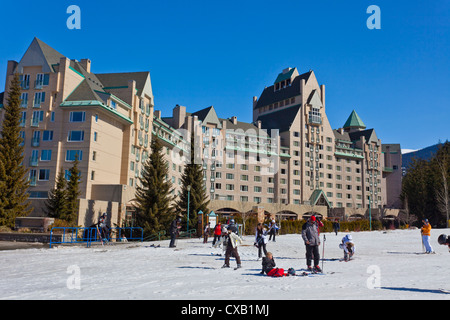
[231,116,237,125]
[173,104,186,129]
[80,59,91,73]
[256,120,262,129]
[154,110,161,119]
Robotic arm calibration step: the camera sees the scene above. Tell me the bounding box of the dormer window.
[110,100,116,110]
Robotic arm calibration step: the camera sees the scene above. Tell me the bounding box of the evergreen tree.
[401,141,450,227]
[44,168,68,219]
[134,138,175,237]
[65,157,81,225]
[175,132,209,232]
[0,74,31,227]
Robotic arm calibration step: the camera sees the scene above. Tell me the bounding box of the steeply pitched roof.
[96,71,152,97]
[256,104,301,133]
[254,70,312,110]
[16,37,66,74]
[348,129,378,144]
[192,106,222,129]
[343,110,366,129]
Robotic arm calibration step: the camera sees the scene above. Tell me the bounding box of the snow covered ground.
[0,228,449,300]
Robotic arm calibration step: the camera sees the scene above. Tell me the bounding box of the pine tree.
[134,138,175,237]
[44,168,68,220]
[175,132,209,232]
[65,157,80,225]
[0,74,31,227]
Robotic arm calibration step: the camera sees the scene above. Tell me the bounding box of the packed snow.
[0,228,449,300]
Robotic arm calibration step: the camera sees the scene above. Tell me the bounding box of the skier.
[301,215,321,273]
[339,234,355,261]
[420,219,434,253]
[438,234,450,251]
[268,219,278,242]
[333,219,340,235]
[222,228,243,269]
[169,217,181,248]
[98,213,109,241]
[227,219,239,235]
[254,223,268,260]
[212,222,222,246]
[203,222,210,244]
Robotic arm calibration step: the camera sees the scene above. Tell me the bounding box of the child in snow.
[438,234,450,252]
[421,219,434,254]
[222,229,243,269]
[254,223,268,260]
[339,234,355,261]
[260,252,295,277]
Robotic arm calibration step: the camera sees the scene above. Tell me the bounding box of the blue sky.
[0,0,448,150]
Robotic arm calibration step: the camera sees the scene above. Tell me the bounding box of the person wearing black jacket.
[260,252,276,275]
[169,217,181,248]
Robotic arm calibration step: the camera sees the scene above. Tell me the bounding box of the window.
[68,130,84,142]
[42,130,53,141]
[20,74,30,89]
[70,111,86,122]
[40,150,52,161]
[110,100,117,110]
[33,92,46,107]
[66,150,82,161]
[50,112,55,122]
[38,169,50,181]
[35,73,49,88]
[94,132,98,142]
[20,93,28,107]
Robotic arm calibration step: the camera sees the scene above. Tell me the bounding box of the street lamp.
[187,185,191,233]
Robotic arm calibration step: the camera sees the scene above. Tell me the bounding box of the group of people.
[167,214,449,277]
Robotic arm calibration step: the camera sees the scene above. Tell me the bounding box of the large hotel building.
[0,38,403,227]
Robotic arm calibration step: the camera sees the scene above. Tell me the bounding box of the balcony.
[31,119,40,127]
[29,157,39,167]
[31,138,40,147]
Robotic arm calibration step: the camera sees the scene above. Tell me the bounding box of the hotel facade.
[0,38,403,227]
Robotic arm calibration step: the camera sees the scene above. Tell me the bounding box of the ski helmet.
[288,268,296,276]
[438,234,448,245]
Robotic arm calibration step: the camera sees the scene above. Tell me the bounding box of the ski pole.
[322,234,326,271]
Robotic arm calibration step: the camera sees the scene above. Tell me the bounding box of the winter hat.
[310,216,316,222]
[346,234,353,241]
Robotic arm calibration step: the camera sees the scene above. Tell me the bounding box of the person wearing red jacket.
[212,222,222,246]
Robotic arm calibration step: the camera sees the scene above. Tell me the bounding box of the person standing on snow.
[268,219,278,242]
[254,223,268,260]
[421,219,434,254]
[212,222,222,246]
[169,217,181,248]
[333,219,340,235]
[222,228,243,269]
[301,215,321,272]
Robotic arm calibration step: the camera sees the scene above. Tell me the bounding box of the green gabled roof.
[343,110,366,129]
[309,189,332,208]
[274,68,295,84]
